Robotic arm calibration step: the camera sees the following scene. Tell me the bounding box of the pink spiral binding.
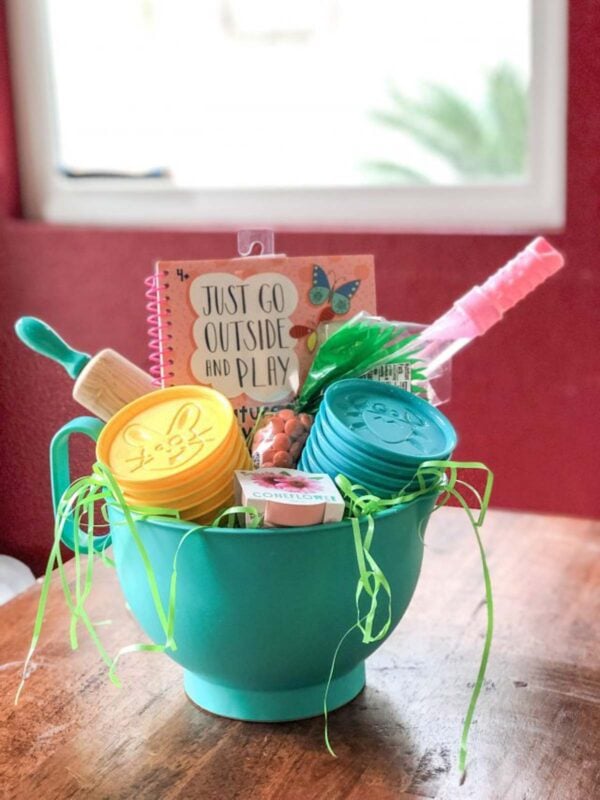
[145,271,174,387]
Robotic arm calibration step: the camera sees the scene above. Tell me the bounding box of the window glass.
[48,0,530,188]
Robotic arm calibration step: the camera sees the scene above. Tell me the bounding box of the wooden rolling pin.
[15,317,155,422]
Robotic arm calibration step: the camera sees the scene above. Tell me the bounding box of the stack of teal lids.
[298,379,457,497]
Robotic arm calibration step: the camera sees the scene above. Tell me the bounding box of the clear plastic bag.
[251,409,314,468]
[298,312,452,412]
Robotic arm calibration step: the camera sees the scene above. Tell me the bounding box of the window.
[7,0,567,230]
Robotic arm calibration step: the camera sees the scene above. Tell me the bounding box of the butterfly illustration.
[309,264,361,315]
[289,306,336,352]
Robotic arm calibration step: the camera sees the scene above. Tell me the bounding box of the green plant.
[365,63,528,184]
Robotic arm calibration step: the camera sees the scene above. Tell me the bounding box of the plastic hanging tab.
[237,229,276,258]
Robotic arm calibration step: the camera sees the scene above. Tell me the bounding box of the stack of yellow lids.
[96,386,251,525]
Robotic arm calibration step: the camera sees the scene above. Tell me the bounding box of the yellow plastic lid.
[135,449,251,521]
[180,486,235,519]
[178,452,252,515]
[97,385,236,488]
[188,500,235,526]
[123,444,252,511]
[118,425,247,502]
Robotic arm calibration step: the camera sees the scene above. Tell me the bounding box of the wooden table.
[1,508,598,799]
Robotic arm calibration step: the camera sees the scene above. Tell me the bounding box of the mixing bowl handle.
[49,416,112,553]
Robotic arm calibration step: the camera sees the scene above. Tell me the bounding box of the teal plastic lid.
[312,414,422,486]
[315,410,429,479]
[322,379,457,462]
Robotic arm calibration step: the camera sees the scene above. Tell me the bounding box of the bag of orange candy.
[251,409,313,469]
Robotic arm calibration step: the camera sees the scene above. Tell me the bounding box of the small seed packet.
[234,468,345,528]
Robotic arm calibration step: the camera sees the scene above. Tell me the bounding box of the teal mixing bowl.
[107,495,437,721]
[52,416,439,722]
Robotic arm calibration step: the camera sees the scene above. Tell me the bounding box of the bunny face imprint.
[122,402,215,474]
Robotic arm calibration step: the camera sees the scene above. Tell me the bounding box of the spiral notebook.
[146,254,376,431]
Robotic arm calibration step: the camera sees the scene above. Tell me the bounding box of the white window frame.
[7,0,567,232]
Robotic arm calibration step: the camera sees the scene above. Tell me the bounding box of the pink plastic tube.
[420,237,564,375]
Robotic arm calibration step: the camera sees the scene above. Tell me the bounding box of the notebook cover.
[150,254,376,430]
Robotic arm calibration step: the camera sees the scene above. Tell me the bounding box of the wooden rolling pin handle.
[73,349,155,422]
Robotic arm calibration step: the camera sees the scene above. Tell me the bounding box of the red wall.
[1,2,599,575]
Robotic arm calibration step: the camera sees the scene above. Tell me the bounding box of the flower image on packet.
[234,468,345,527]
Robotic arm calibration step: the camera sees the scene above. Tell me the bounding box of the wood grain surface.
[0,508,598,800]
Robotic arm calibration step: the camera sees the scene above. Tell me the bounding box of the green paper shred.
[16,464,263,704]
[329,460,494,779]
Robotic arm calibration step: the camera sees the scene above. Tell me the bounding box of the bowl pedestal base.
[184,662,366,722]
